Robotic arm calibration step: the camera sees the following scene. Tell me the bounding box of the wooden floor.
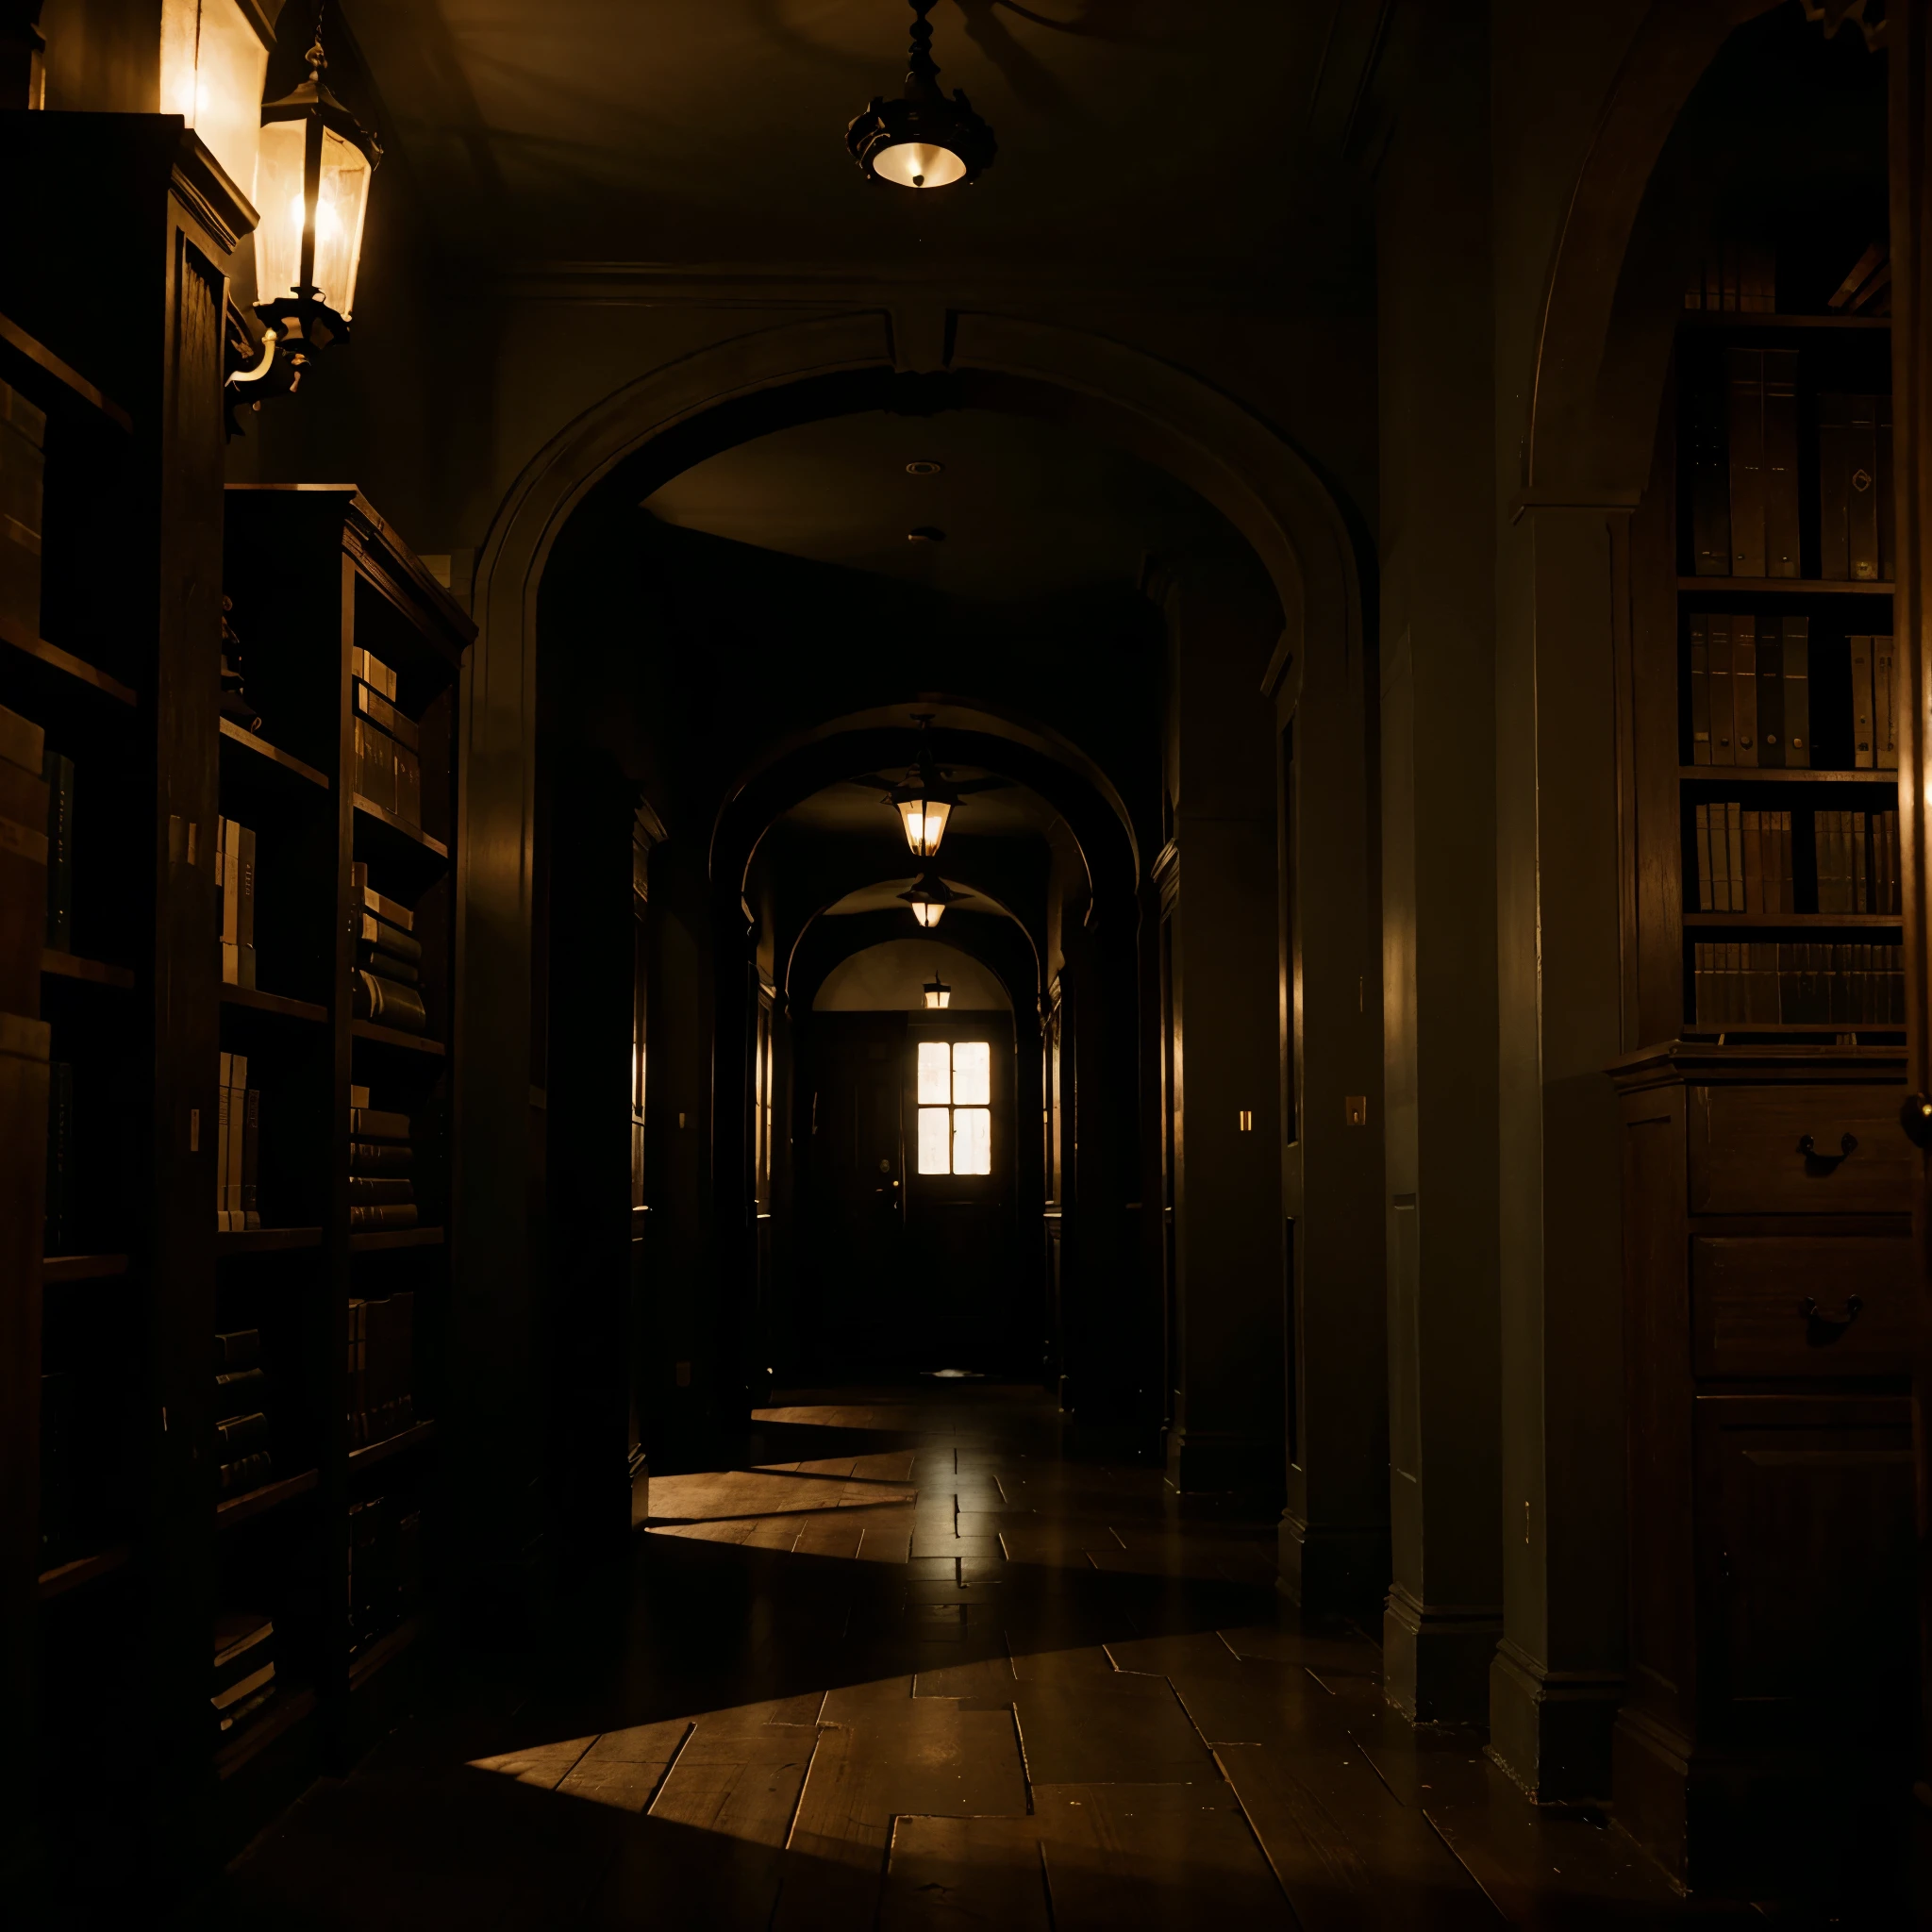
[223,1386,1812,1927]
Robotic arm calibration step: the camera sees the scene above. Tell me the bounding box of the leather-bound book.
[1847,393,1880,580]
[1780,619,1810,767]
[1732,616,1757,765]
[1761,350,1799,577]
[1874,635,1896,770]
[1878,394,1894,581]
[1690,382,1731,575]
[1851,636,1874,768]
[1818,391,1850,579]
[1725,349,1766,576]
[1708,614,1735,764]
[1689,614,1711,762]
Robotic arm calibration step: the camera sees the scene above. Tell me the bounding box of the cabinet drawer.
[1692,1237,1918,1376]
[1688,1084,1913,1214]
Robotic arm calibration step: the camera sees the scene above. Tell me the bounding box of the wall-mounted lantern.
[228,25,378,401]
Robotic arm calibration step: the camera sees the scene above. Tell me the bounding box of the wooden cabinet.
[1612,1045,1916,1891]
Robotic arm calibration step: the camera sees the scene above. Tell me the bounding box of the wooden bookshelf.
[42,949,136,990]
[42,1252,131,1284]
[214,1468,320,1530]
[349,1224,444,1253]
[215,1225,324,1256]
[222,484,471,1784]
[214,1685,316,1783]
[1613,214,1910,1876]
[37,1542,133,1601]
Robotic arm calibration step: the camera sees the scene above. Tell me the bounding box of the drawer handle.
[1903,1093,1932,1150]
[1798,1132,1857,1173]
[1800,1293,1864,1343]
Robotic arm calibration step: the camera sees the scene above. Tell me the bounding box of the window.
[917,1040,991,1175]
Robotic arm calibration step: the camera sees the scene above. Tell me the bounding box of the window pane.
[952,1041,991,1106]
[918,1107,952,1174]
[954,1107,991,1175]
[917,1041,952,1105]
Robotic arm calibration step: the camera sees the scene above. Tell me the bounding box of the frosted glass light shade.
[872,141,968,190]
[924,981,950,1009]
[255,118,374,314]
[897,795,951,858]
[911,901,945,928]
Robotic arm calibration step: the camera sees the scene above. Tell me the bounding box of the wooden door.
[799,1013,907,1372]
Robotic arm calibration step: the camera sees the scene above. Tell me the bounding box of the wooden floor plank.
[1034,1781,1294,1929]
[880,1814,1052,1931]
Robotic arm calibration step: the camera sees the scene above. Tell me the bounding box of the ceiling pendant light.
[900,871,969,929]
[847,0,996,192]
[924,968,952,1010]
[851,714,1011,862]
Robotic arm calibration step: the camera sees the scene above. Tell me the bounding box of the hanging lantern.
[924,969,952,1010]
[851,716,1010,863]
[847,0,996,192]
[247,25,380,382]
[900,871,968,929]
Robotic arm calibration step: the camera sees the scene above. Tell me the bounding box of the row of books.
[347,1491,424,1655]
[348,1291,415,1448]
[215,1051,262,1232]
[1816,808,1902,914]
[1688,616,1812,767]
[217,815,257,989]
[1690,805,1902,914]
[351,863,429,1035]
[0,376,45,640]
[1688,356,1894,582]
[215,1325,273,1497]
[349,1084,419,1229]
[212,1610,276,1741]
[1684,241,1777,314]
[1692,941,1905,1027]
[352,648,425,825]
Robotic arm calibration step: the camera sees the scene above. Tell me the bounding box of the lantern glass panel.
[313,125,374,314]
[911,901,944,928]
[253,117,308,302]
[897,796,950,858]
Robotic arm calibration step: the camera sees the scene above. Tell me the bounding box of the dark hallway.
[5,3,1931,1924]
[223,1384,1723,1930]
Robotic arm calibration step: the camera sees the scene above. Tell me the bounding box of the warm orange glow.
[873,141,968,189]
[911,901,945,928]
[897,795,951,858]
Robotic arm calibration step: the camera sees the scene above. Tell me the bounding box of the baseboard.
[1165,1424,1281,1497]
[1277,1510,1389,1624]
[1381,1582,1499,1725]
[1486,1638,1622,1802]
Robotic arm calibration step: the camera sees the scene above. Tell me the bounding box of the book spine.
[1781,619,1810,767]
[1854,810,1869,913]
[1725,349,1766,577]
[348,1201,421,1230]
[1818,391,1850,580]
[1875,634,1897,770]
[1741,808,1761,913]
[1879,392,1895,582]
[1852,635,1874,768]
[219,1450,274,1496]
[1691,382,1731,575]
[1732,616,1757,765]
[1755,629,1783,767]
[216,1051,232,1232]
[1708,614,1734,764]
[43,749,73,950]
[1695,804,1713,911]
[350,1140,414,1174]
[1725,801,1743,914]
[1848,392,1879,580]
[238,824,257,989]
[215,1410,271,1457]
[1690,614,1711,762]
[242,1087,261,1230]
[1762,350,1800,577]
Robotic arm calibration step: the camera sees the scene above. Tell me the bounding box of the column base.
[1276,1510,1389,1624]
[1381,1583,1498,1724]
[1165,1425,1281,1497]
[1486,1638,1621,1803]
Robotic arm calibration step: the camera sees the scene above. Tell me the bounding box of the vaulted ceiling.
[339,0,1389,277]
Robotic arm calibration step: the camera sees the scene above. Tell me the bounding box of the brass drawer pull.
[1798,1132,1857,1173]
[1800,1293,1864,1343]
